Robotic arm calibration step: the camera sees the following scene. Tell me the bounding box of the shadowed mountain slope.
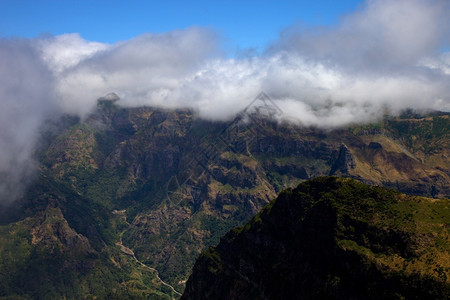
[182,177,449,299]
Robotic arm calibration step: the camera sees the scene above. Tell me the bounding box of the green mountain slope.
[0,175,178,299]
[182,177,450,299]
[0,98,448,298]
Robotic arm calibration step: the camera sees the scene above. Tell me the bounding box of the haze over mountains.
[1,0,450,204]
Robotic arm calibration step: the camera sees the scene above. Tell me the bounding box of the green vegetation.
[0,211,171,299]
[350,113,449,155]
[183,177,449,299]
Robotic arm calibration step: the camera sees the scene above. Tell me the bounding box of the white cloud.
[37,33,109,73]
[0,38,57,203]
[54,27,220,116]
[273,0,450,73]
[46,1,449,123]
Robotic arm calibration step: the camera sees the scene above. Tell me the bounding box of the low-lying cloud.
[0,38,57,204]
[0,0,449,203]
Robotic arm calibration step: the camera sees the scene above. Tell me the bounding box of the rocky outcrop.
[330,144,356,175]
[31,206,95,256]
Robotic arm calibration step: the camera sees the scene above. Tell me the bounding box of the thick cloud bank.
[0,0,449,203]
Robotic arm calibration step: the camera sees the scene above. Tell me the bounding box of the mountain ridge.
[182,177,449,299]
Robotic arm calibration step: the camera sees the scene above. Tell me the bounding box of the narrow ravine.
[114,210,182,299]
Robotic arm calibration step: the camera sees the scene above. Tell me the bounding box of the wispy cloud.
[273,0,450,72]
[0,38,56,203]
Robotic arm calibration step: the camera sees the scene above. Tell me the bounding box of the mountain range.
[0,95,448,298]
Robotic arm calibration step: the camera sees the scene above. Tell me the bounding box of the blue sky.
[0,0,363,52]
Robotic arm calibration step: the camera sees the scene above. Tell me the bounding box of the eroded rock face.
[330,144,356,175]
[31,206,94,256]
[182,177,450,300]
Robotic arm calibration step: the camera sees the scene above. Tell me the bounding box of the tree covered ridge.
[183,177,449,299]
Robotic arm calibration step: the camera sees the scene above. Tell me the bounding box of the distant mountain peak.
[97,92,120,102]
[243,92,283,119]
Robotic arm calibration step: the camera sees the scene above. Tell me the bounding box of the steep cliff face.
[330,144,356,175]
[347,113,450,197]
[182,177,450,299]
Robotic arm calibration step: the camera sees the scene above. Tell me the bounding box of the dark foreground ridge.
[182,177,450,299]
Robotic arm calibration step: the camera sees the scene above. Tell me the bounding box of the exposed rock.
[31,206,95,256]
[98,92,120,102]
[330,144,356,175]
